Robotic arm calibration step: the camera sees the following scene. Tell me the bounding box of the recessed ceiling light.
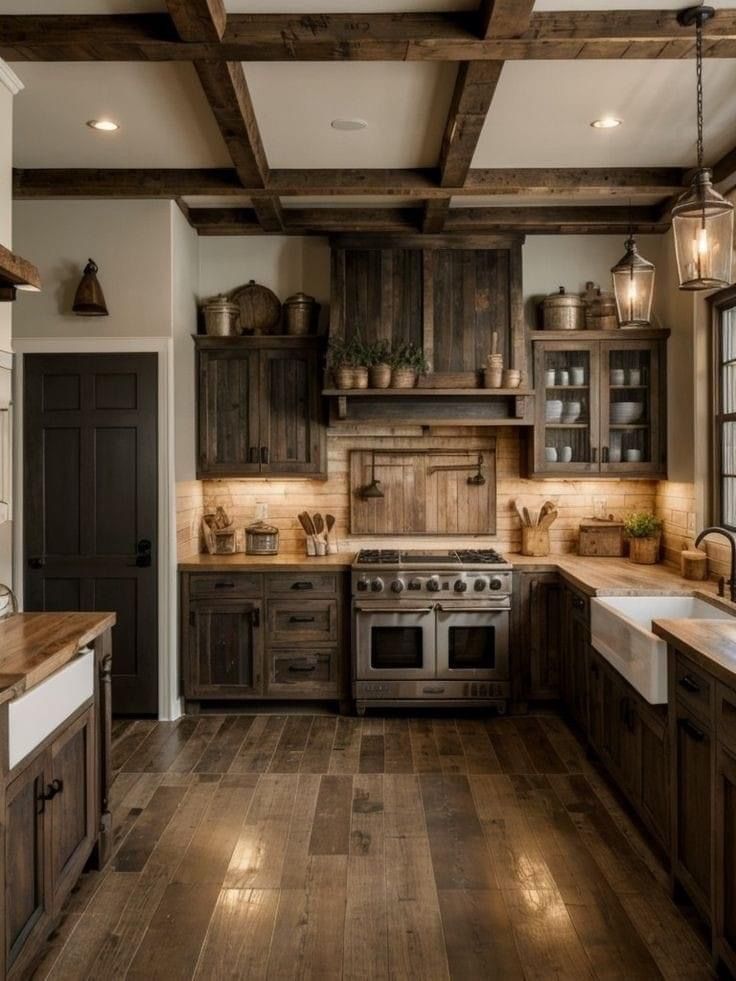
[86,119,119,132]
[590,117,622,129]
[330,118,368,132]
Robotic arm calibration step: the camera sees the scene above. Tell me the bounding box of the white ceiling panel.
[11,62,231,168]
[282,196,419,208]
[244,62,457,169]
[0,1,162,10]
[472,60,736,169]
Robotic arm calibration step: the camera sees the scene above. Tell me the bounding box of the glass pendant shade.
[611,236,655,326]
[672,169,734,291]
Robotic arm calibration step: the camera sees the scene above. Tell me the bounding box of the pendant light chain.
[695,13,704,170]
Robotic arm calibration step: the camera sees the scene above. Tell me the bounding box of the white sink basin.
[590,595,733,704]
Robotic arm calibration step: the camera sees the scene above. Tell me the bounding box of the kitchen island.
[0,612,115,980]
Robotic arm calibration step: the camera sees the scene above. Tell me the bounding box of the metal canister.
[284,292,319,335]
[245,520,279,555]
[203,294,239,336]
[586,289,619,330]
[542,287,586,331]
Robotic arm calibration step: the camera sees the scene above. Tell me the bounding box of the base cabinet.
[716,744,736,976]
[181,570,348,708]
[561,586,589,731]
[517,573,563,700]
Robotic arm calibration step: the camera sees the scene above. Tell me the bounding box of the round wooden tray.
[229,279,282,335]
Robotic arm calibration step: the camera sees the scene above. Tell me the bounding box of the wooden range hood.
[0,242,41,300]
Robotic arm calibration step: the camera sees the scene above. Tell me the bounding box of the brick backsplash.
[655,480,733,579]
[177,428,658,560]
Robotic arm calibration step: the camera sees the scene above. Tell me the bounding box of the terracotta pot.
[629,536,660,565]
[391,368,417,389]
[352,366,369,389]
[334,367,355,389]
[369,363,392,389]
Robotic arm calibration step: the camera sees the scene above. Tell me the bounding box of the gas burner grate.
[355,549,400,564]
[455,549,507,564]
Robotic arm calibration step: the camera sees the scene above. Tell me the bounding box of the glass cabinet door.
[534,341,600,473]
[600,340,664,475]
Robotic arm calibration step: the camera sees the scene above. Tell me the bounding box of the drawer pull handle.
[288,664,317,673]
[678,675,701,694]
[39,778,64,804]
[289,616,315,623]
[573,596,585,610]
[679,717,706,742]
[423,686,446,694]
[291,581,314,590]
[214,582,235,590]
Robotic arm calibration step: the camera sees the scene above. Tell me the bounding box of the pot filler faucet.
[694,526,736,603]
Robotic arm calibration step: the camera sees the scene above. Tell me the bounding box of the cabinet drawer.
[717,682,736,755]
[266,599,338,645]
[188,573,262,598]
[674,654,713,722]
[266,573,339,597]
[267,650,340,695]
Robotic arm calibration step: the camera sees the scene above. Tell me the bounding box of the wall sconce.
[72,259,109,316]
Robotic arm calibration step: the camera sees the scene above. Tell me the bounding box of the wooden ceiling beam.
[438,61,504,188]
[422,199,451,233]
[714,144,736,196]
[478,0,536,39]
[165,0,226,42]
[187,204,668,236]
[2,10,736,61]
[12,167,686,199]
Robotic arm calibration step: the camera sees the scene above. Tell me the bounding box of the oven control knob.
[454,580,468,593]
[474,578,487,592]
[356,577,370,592]
[370,577,384,593]
[489,577,503,591]
[409,578,422,591]
[391,579,404,593]
[427,576,441,592]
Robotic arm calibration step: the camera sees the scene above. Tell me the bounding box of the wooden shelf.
[545,385,589,391]
[322,388,534,397]
[610,384,649,390]
[545,422,589,429]
[609,423,649,430]
[531,328,670,341]
[0,242,41,300]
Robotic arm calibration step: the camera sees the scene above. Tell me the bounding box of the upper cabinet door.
[197,345,261,477]
[259,345,326,477]
[533,339,601,475]
[599,339,667,477]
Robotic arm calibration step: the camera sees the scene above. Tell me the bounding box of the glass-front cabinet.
[531,331,668,478]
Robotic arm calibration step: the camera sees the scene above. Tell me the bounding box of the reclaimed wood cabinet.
[195,335,326,479]
[180,569,348,711]
[516,571,563,701]
[530,330,668,478]
[561,585,589,731]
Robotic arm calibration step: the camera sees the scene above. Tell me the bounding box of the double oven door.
[354,601,509,682]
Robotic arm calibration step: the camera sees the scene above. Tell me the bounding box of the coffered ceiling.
[4,0,736,236]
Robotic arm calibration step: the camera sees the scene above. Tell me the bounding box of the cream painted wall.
[172,204,200,481]
[12,199,173,338]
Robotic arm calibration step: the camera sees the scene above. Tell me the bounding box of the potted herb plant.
[366,339,392,389]
[349,334,371,389]
[327,336,356,389]
[390,341,429,389]
[624,511,662,565]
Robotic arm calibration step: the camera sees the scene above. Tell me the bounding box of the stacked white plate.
[610,401,643,425]
[545,399,563,422]
[561,400,581,424]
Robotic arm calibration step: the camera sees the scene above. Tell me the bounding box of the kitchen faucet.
[694,526,736,603]
[0,582,17,618]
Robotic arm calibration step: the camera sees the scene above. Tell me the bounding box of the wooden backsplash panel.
[432,249,510,372]
[350,446,497,536]
[342,248,423,346]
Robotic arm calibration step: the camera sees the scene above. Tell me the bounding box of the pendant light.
[72,258,109,316]
[672,5,734,291]
[611,232,656,327]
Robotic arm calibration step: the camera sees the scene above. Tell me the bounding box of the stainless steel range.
[352,549,512,714]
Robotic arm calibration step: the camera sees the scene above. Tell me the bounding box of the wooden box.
[578,520,624,557]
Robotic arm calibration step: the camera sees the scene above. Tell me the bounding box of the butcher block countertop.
[0,611,115,705]
[652,618,736,688]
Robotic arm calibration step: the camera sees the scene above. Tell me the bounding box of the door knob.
[28,557,45,569]
[135,539,152,568]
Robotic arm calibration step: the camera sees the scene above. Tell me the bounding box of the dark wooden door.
[197,345,260,477]
[674,702,712,916]
[260,345,325,476]
[187,599,263,698]
[24,354,158,715]
[48,708,96,910]
[5,753,47,971]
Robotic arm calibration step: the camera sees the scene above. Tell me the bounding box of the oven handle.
[354,606,435,614]
[435,604,510,613]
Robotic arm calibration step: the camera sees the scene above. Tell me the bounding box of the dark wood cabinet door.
[520,573,562,700]
[562,591,589,730]
[674,701,713,918]
[187,600,263,698]
[5,753,47,971]
[637,703,669,850]
[600,663,623,774]
[587,648,604,753]
[260,345,325,476]
[197,345,260,477]
[715,745,736,974]
[48,708,96,911]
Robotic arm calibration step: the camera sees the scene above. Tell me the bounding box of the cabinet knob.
[260,446,269,465]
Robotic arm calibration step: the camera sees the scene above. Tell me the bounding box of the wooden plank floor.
[33,713,715,981]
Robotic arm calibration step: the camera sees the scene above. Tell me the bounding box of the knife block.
[521,526,550,557]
